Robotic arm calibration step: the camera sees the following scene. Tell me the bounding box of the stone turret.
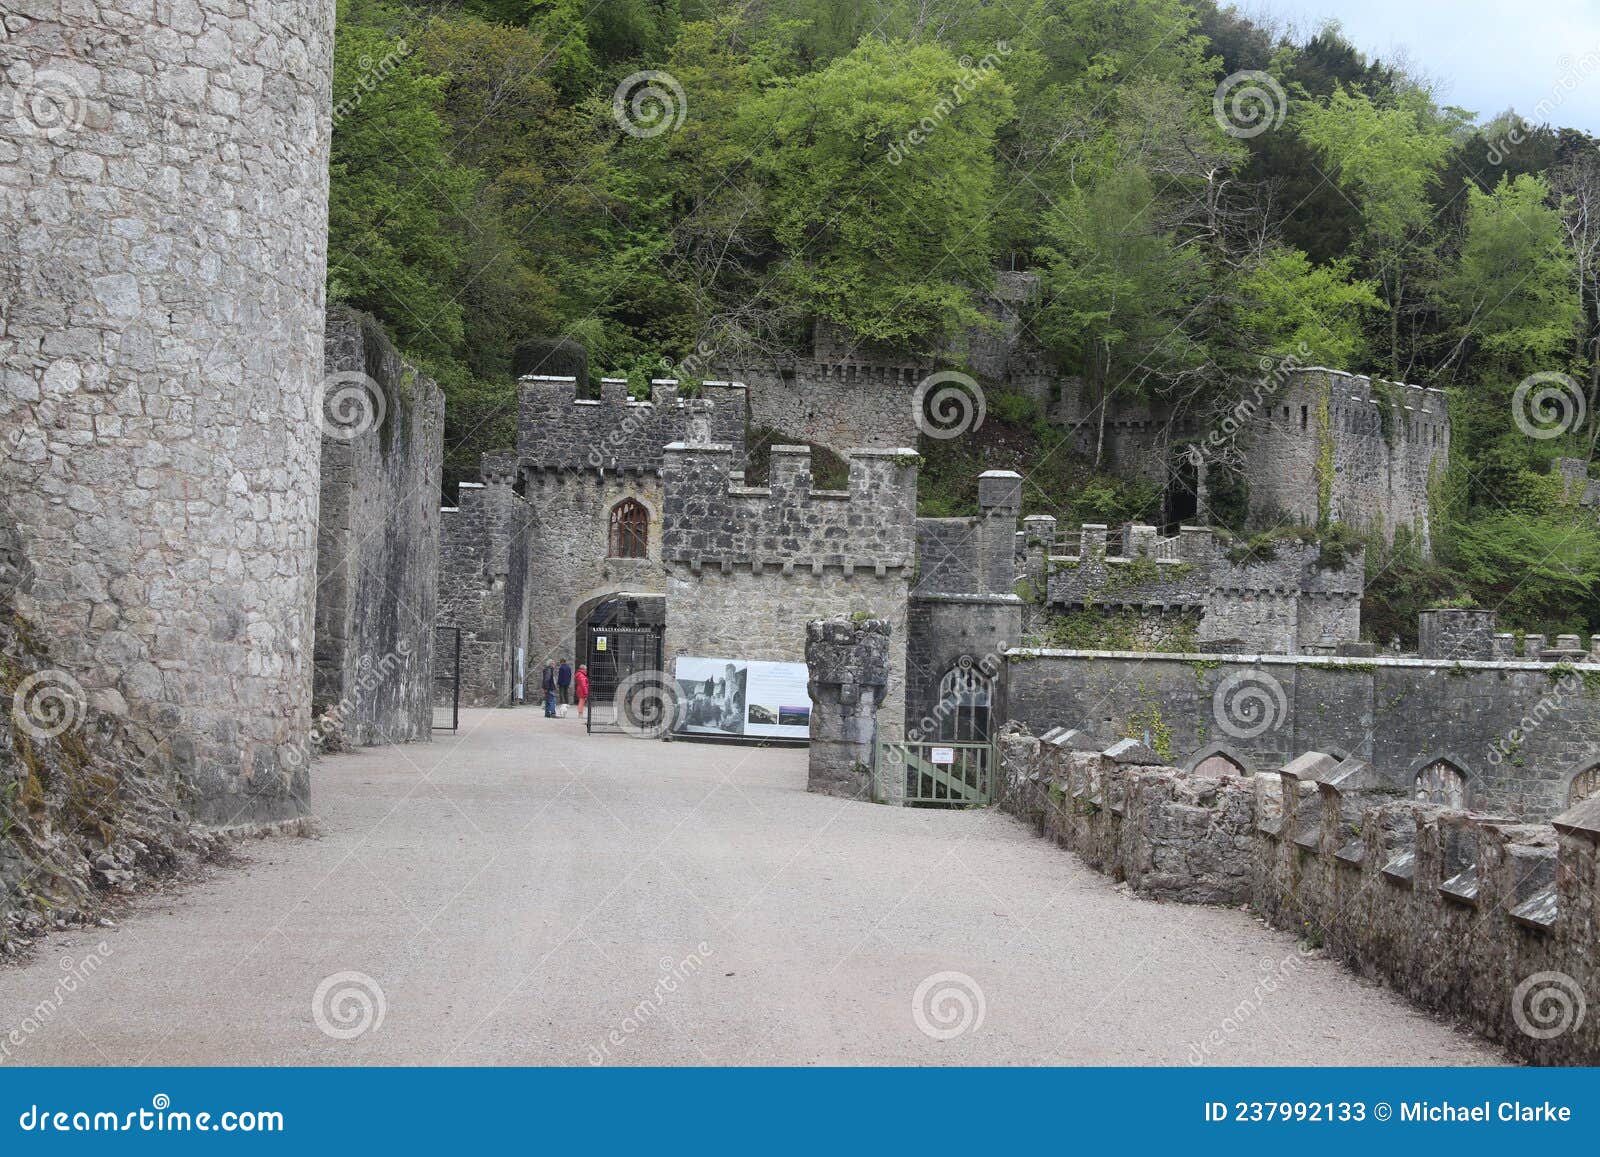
[805,617,893,802]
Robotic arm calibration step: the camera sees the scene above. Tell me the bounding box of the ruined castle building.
[1,1,334,824]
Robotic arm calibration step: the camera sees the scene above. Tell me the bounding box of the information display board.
[674,656,811,740]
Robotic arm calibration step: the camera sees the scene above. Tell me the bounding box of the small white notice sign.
[931,747,956,765]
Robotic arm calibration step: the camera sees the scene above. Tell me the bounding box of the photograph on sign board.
[676,658,748,735]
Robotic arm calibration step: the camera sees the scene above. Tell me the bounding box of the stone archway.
[1413,757,1469,808]
[1186,743,1251,778]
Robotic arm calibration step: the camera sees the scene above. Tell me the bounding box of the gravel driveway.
[0,708,1502,1065]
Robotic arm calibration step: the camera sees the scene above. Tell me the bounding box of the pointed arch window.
[1415,759,1468,809]
[937,662,993,742]
[1570,765,1600,807]
[608,499,649,559]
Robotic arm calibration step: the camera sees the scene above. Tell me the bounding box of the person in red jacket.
[574,664,590,715]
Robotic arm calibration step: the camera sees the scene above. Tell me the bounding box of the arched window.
[937,662,993,742]
[1193,751,1247,779]
[1570,765,1600,807]
[1415,759,1467,809]
[608,499,648,559]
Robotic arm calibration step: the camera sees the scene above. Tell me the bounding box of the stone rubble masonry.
[436,468,534,708]
[906,471,1024,735]
[314,308,443,747]
[1418,608,1499,661]
[997,728,1600,1065]
[1058,369,1450,555]
[0,0,334,826]
[1030,521,1364,654]
[805,616,893,802]
[516,376,746,472]
[713,359,920,458]
[1003,649,1600,821]
[661,444,919,736]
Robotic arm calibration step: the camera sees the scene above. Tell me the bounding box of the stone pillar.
[978,470,1022,596]
[1418,609,1497,660]
[0,0,334,827]
[805,616,892,802]
[1021,514,1055,598]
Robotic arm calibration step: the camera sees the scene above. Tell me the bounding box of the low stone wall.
[1004,650,1600,820]
[997,728,1600,1064]
[314,309,444,747]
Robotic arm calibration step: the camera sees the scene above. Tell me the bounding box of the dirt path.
[0,708,1502,1065]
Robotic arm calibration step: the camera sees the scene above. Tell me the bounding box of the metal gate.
[880,739,995,806]
[585,623,664,734]
[433,626,461,733]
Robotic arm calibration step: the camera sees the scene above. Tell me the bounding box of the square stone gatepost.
[805,616,894,803]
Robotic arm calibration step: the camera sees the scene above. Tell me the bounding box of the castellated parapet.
[0,0,334,826]
[516,376,747,472]
[1029,522,1364,654]
[998,731,1600,1064]
[661,444,919,737]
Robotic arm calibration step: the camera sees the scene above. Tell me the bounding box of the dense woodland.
[328,0,1600,639]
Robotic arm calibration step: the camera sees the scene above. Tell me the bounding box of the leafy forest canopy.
[328,0,1600,640]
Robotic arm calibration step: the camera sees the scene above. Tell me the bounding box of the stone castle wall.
[998,732,1600,1065]
[313,308,443,747]
[1058,369,1450,551]
[661,444,919,735]
[1003,650,1600,820]
[1032,522,1364,654]
[716,361,920,456]
[436,474,534,707]
[516,376,746,471]
[0,0,333,826]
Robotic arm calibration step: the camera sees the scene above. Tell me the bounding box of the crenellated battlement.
[515,374,748,472]
[660,444,919,573]
[998,730,1600,1064]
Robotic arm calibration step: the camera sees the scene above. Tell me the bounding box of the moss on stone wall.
[1041,608,1199,653]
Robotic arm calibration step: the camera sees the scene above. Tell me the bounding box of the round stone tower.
[0,0,334,825]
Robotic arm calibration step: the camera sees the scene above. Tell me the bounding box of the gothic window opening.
[938,663,993,742]
[1570,765,1600,807]
[1415,759,1468,809]
[608,498,649,559]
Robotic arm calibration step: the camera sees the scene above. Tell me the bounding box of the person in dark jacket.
[541,662,557,717]
[557,658,573,705]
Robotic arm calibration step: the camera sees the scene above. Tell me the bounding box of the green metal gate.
[879,739,995,807]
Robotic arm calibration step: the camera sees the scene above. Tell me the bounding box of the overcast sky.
[1250,0,1600,133]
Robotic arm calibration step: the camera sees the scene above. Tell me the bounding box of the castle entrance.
[578,594,666,734]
